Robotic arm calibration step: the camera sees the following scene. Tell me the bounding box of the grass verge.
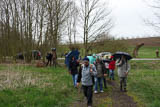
[127,60,160,107]
[0,64,76,107]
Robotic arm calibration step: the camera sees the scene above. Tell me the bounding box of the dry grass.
[0,65,53,90]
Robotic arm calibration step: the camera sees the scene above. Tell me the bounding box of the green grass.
[0,65,6,70]
[0,65,76,107]
[129,46,160,58]
[127,60,160,107]
[1,60,160,107]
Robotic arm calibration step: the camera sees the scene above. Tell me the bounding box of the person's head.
[96,58,100,63]
[83,57,89,67]
[93,54,96,58]
[121,55,128,62]
[71,56,75,61]
[110,56,114,60]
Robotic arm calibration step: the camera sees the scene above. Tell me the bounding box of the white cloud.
[108,0,159,38]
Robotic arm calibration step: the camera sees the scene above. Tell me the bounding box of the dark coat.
[69,60,79,75]
[46,53,53,60]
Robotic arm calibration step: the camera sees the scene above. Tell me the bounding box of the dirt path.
[71,80,138,107]
[108,81,137,107]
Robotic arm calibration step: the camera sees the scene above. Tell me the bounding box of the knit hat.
[83,57,89,62]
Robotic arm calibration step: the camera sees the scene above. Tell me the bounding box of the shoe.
[94,91,98,94]
[100,90,104,93]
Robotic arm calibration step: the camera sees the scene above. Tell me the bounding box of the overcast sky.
[107,0,159,38]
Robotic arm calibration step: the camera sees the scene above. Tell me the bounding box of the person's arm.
[116,59,122,66]
[68,61,72,74]
[127,63,131,72]
[125,63,131,76]
[77,66,82,83]
[76,60,80,66]
[90,64,97,76]
[102,63,107,76]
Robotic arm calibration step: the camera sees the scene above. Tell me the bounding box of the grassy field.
[58,45,160,58]
[0,64,76,107]
[0,60,160,107]
[127,60,160,107]
[128,46,160,58]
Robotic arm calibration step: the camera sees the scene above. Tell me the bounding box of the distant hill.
[124,37,160,46]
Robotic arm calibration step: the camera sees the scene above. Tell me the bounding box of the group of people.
[69,54,130,107]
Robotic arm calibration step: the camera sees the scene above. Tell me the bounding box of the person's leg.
[112,70,115,80]
[50,59,52,66]
[124,77,127,92]
[74,74,78,87]
[46,59,49,66]
[107,69,110,76]
[72,75,75,87]
[109,70,112,80]
[82,85,87,97]
[87,86,93,106]
[53,59,57,68]
[99,77,103,92]
[120,77,123,91]
[103,77,107,88]
[94,77,98,93]
[53,60,55,67]
[97,77,100,91]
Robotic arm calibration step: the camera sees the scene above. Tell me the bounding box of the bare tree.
[78,0,113,55]
[45,0,70,48]
[0,0,72,62]
[66,0,79,44]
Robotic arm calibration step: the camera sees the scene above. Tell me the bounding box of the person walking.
[69,56,79,88]
[52,48,57,68]
[116,55,131,92]
[109,56,116,80]
[77,57,97,107]
[94,58,106,93]
[46,52,53,66]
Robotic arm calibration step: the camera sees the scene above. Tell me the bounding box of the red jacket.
[109,60,116,70]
